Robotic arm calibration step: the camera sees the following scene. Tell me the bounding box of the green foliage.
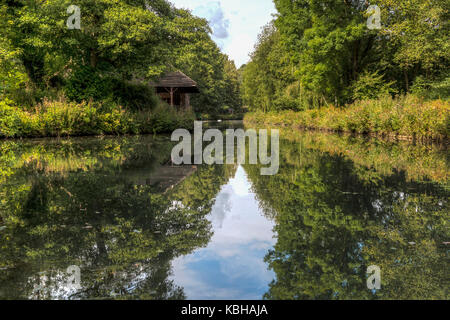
[241,23,297,112]
[242,0,450,111]
[65,66,113,102]
[0,0,241,127]
[411,74,450,100]
[352,71,396,101]
[0,99,194,138]
[137,104,196,134]
[0,35,28,101]
[376,0,450,72]
[111,80,159,112]
[0,98,28,137]
[245,95,450,140]
[171,9,241,115]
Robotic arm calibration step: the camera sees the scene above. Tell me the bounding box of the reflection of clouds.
[172,255,243,300]
[229,167,251,196]
[210,189,232,229]
[171,166,276,300]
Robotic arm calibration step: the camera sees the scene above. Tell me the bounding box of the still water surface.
[0,121,448,299]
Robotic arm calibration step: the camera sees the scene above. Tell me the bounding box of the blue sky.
[170,167,276,300]
[170,0,276,68]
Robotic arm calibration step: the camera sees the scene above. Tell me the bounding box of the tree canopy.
[0,0,241,115]
[241,0,449,111]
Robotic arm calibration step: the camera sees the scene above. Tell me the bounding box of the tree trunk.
[353,41,360,81]
[90,49,97,68]
[404,69,409,92]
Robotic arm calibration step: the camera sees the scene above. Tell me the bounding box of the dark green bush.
[111,80,159,112]
[136,104,195,134]
[273,95,303,111]
[411,75,450,100]
[65,66,113,102]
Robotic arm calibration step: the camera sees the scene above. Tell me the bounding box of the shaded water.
[0,121,448,300]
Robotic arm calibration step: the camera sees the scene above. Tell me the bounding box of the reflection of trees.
[244,133,449,300]
[170,164,237,216]
[0,136,236,299]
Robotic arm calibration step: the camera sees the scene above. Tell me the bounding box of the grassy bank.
[278,129,449,184]
[244,95,450,141]
[0,98,195,139]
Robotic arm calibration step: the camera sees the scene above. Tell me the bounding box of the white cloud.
[193,2,229,40]
[170,0,276,67]
[170,166,276,299]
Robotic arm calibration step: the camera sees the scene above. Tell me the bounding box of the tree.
[242,0,449,110]
[244,131,449,300]
[0,1,241,113]
[241,23,296,112]
[376,0,450,90]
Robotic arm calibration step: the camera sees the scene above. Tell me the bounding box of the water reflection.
[0,123,448,300]
[171,166,276,300]
[0,136,221,299]
[245,129,449,300]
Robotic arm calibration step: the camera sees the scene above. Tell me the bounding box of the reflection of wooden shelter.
[150,71,199,108]
[147,165,197,192]
[124,165,198,192]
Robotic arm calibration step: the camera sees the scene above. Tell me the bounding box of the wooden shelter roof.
[150,71,199,92]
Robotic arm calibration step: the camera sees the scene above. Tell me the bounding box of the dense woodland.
[0,0,241,138]
[0,0,449,138]
[241,0,449,111]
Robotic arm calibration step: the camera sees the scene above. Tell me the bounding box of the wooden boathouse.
[150,71,199,108]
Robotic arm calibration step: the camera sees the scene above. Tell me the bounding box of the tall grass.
[0,98,195,138]
[244,95,449,140]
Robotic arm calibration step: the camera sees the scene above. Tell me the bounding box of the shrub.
[65,66,113,102]
[0,99,23,137]
[0,99,194,139]
[411,75,450,100]
[273,95,301,111]
[244,95,450,140]
[351,71,397,101]
[137,104,195,134]
[112,80,159,112]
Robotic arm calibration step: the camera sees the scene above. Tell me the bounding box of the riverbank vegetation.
[0,1,242,138]
[241,0,449,139]
[0,98,195,138]
[245,95,450,140]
